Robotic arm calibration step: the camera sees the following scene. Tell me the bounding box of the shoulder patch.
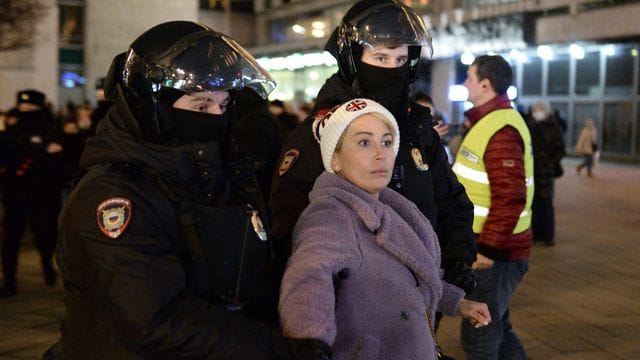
[278,149,300,177]
[96,197,132,239]
[411,147,429,171]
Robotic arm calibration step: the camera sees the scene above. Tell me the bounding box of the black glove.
[273,337,331,360]
[443,261,477,293]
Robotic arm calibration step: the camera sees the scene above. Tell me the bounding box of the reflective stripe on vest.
[452,108,534,234]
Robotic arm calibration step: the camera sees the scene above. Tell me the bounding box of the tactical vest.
[452,109,534,234]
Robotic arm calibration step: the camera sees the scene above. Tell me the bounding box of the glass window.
[605,46,635,96]
[603,102,633,154]
[575,52,600,96]
[547,55,569,95]
[521,58,542,96]
[572,103,599,150]
[59,5,84,44]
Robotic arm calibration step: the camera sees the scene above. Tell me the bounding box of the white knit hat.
[315,98,400,173]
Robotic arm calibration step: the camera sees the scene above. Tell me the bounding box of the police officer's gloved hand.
[271,330,331,360]
[443,261,477,293]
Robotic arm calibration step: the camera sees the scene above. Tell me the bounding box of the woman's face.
[172,90,230,114]
[332,114,396,199]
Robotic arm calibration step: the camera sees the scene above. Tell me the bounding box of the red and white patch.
[278,149,300,177]
[345,99,368,112]
[96,197,132,239]
[312,106,339,143]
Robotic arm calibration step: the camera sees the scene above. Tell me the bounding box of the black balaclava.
[355,59,410,120]
[171,109,228,144]
[157,88,229,144]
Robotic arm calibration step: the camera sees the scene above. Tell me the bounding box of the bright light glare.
[569,44,584,60]
[311,29,325,38]
[257,52,337,71]
[507,86,518,100]
[292,24,306,34]
[509,49,528,63]
[448,85,469,102]
[602,45,616,57]
[537,45,553,60]
[460,51,475,65]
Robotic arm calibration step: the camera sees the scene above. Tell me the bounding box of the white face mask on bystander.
[532,110,546,122]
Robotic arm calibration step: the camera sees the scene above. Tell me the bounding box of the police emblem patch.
[411,147,429,171]
[278,149,300,177]
[96,197,132,239]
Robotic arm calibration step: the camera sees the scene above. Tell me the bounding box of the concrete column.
[0,0,58,110]
[431,58,457,123]
[84,0,199,104]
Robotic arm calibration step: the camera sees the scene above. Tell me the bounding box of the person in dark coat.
[1,89,63,298]
[269,0,477,301]
[88,77,114,136]
[268,99,299,142]
[43,21,308,359]
[279,99,490,360]
[233,87,283,198]
[528,101,566,245]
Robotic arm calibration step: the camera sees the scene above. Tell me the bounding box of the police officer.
[89,76,114,136]
[44,21,319,359]
[1,90,63,298]
[270,0,477,296]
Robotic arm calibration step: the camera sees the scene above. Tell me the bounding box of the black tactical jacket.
[270,74,476,269]
[47,94,280,359]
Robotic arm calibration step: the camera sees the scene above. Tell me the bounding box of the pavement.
[1,158,639,359]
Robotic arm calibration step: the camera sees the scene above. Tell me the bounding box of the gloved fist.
[443,261,477,293]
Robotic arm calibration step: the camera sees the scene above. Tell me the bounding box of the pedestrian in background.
[279,98,490,359]
[453,54,534,359]
[88,76,114,137]
[575,118,597,177]
[528,101,566,246]
[1,90,64,298]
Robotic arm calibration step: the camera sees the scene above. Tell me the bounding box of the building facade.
[251,0,640,161]
[2,0,639,160]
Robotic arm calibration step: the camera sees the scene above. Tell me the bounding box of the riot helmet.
[110,21,275,142]
[326,0,432,83]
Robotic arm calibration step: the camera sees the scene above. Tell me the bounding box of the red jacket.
[465,95,532,261]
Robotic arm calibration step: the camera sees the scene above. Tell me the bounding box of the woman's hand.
[471,253,494,270]
[457,299,491,328]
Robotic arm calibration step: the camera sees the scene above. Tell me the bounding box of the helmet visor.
[346,3,433,57]
[144,33,275,99]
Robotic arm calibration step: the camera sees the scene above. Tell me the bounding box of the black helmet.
[326,0,432,83]
[109,21,275,142]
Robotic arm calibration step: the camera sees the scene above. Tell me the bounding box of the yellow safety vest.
[452,109,534,234]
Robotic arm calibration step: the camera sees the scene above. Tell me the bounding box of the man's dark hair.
[472,55,512,95]
[412,92,433,105]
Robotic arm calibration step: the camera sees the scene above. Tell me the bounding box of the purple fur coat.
[279,172,465,360]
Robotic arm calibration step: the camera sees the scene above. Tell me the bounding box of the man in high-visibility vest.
[453,55,533,360]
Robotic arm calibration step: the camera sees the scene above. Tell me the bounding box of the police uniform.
[1,90,62,297]
[48,89,278,359]
[270,74,477,273]
[44,21,298,359]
